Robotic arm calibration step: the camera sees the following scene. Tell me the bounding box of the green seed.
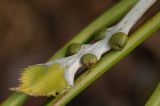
[81,54,97,68]
[67,43,82,56]
[94,28,106,41]
[109,32,128,50]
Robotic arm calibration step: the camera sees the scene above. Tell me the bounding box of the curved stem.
[1,0,138,105]
[46,12,160,106]
[145,83,160,106]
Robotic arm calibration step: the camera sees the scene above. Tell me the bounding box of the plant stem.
[145,83,160,106]
[48,0,138,60]
[1,93,28,106]
[46,12,160,106]
[1,0,138,105]
[45,0,156,86]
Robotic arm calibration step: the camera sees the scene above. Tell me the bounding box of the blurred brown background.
[0,0,160,106]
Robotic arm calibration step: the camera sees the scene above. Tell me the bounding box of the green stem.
[1,93,28,106]
[46,12,160,106]
[145,83,160,106]
[1,0,138,105]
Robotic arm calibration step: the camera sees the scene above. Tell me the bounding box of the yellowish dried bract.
[11,63,69,96]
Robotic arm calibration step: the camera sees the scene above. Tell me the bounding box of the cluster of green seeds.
[67,30,128,68]
[95,30,128,50]
[67,43,97,68]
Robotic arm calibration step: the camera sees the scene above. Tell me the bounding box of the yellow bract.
[12,63,69,96]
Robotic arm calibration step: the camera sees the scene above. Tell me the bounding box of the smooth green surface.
[145,83,160,106]
[1,0,138,105]
[46,12,160,106]
[109,32,128,50]
[94,28,106,41]
[1,93,28,106]
[81,53,98,68]
[67,43,82,56]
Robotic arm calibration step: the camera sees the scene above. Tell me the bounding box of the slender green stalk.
[1,1,138,106]
[1,93,28,106]
[46,12,160,106]
[145,83,160,106]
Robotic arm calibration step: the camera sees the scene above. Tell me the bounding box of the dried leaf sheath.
[11,64,69,96]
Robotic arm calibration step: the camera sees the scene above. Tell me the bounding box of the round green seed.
[109,32,128,50]
[81,53,97,68]
[94,28,106,41]
[67,43,82,56]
